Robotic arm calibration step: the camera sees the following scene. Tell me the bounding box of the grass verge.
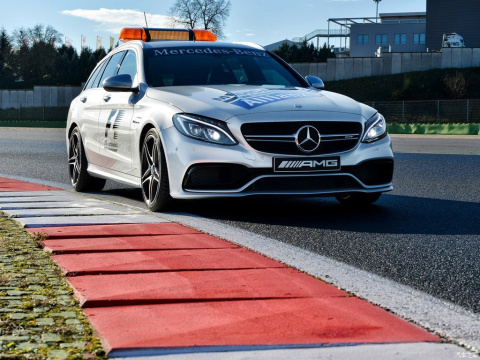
[388,123,480,135]
[0,213,106,359]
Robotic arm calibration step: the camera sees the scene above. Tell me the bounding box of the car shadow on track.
[170,194,480,236]
[97,180,479,236]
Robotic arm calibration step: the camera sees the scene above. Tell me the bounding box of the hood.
[146,85,371,121]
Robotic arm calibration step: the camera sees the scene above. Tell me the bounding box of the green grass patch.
[0,213,106,359]
[388,123,480,135]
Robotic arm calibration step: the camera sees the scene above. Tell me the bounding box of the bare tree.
[170,0,199,29]
[9,24,63,86]
[169,0,231,38]
[12,27,29,47]
[29,24,63,46]
[12,24,63,48]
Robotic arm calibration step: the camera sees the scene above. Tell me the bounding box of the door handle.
[103,95,111,102]
[80,97,87,103]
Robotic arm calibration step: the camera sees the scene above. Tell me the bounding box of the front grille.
[246,175,362,193]
[241,121,362,155]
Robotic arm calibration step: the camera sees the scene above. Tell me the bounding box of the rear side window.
[97,51,126,88]
[84,60,108,90]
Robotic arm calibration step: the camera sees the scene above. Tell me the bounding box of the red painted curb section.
[67,268,346,307]
[84,298,438,352]
[42,234,237,254]
[0,177,59,192]
[26,223,198,239]
[52,248,286,276]
[2,177,441,356]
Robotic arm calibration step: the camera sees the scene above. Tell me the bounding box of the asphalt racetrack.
[0,128,479,314]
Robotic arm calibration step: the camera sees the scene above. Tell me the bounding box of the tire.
[335,192,381,206]
[68,127,106,192]
[140,128,172,212]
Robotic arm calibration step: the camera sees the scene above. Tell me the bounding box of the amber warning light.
[119,28,217,42]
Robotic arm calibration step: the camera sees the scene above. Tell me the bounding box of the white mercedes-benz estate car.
[67,27,394,211]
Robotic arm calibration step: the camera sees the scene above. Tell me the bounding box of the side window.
[97,51,126,88]
[117,50,137,81]
[84,60,108,90]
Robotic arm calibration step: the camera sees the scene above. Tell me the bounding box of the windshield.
[144,46,304,88]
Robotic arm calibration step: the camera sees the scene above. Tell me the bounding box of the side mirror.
[103,74,139,93]
[305,75,325,90]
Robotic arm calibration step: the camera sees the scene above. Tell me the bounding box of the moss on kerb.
[0,213,106,359]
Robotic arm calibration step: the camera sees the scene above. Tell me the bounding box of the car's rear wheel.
[141,128,172,212]
[68,127,106,192]
[335,192,381,206]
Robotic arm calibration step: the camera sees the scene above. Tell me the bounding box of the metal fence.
[0,100,479,125]
[365,99,480,124]
[0,106,69,123]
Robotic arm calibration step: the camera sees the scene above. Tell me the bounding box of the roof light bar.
[119,28,217,43]
[192,29,217,42]
[119,28,149,42]
[150,29,190,41]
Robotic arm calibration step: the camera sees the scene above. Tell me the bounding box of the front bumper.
[162,127,394,199]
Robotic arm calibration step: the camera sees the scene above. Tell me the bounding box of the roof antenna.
[144,12,149,27]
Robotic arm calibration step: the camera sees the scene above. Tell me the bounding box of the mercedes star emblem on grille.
[295,125,321,153]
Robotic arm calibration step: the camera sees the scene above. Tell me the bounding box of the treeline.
[0,25,108,89]
[273,40,336,63]
[1,24,337,89]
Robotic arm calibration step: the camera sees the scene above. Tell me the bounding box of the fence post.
[402,101,405,122]
[437,100,440,123]
[467,99,469,123]
[19,105,21,121]
[43,106,45,121]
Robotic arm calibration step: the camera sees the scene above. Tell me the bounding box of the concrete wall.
[292,48,480,82]
[0,86,81,110]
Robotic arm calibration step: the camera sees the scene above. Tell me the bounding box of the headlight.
[173,114,238,145]
[362,113,387,143]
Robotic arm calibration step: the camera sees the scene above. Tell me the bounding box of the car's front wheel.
[68,127,106,192]
[141,128,172,212]
[335,192,381,206]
